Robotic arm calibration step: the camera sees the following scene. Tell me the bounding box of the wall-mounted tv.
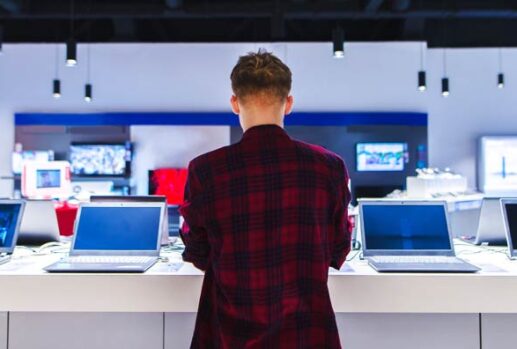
[356,142,407,172]
[70,143,132,177]
[479,136,517,196]
[148,168,188,205]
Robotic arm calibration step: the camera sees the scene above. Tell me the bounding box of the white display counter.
[0,241,515,349]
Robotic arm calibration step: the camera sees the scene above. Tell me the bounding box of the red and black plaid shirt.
[180,124,352,349]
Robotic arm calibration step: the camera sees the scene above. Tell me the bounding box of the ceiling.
[1,0,517,47]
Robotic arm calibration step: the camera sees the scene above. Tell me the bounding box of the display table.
[0,241,515,349]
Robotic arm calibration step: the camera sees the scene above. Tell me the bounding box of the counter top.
[1,241,516,313]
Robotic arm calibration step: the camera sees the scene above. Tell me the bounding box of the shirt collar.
[241,124,289,141]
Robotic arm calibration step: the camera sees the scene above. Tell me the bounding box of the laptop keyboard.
[370,256,464,264]
[64,256,156,264]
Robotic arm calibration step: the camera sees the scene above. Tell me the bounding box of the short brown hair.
[230,49,292,102]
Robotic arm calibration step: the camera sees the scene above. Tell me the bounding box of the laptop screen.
[74,206,161,251]
[504,203,517,249]
[0,203,23,249]
[362,204,452,250]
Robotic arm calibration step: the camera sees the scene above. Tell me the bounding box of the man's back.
[180,125,352,349]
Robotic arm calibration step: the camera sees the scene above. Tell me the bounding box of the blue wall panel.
[15,112,427,126]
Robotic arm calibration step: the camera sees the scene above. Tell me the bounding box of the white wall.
[0,42,516,195]
[0,112,14,196]
[426,48,517,186]
[131,126,229,195]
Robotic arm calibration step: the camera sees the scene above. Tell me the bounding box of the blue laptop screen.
[0,204,22,248]
[505,204,517,249]
[362,204,451,250]
[74,207,161,250]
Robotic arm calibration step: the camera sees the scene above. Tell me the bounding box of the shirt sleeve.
[179,161,210,271]
[330,159,353,270]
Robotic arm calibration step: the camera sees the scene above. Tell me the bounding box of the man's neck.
[242,119,284,132]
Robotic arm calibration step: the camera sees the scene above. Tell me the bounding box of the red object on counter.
[149,168,188,205]
[54,201,79,236]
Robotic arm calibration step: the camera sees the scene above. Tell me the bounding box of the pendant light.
[84,45,92,102]
[66,0,77,66]
[498,48,505,89]
[418,42,427,92]
[332,26,344,58]
[53,45,61,98]
[441,49,449,97]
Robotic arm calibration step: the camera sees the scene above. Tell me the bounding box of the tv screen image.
[148,168,188,205]
[0,204,22,248]
[70,144,130,176]
[479,137,517,194]
[356,142,407,172]
[36,169,61,189]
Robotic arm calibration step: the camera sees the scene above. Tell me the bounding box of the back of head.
[230,49,292,105]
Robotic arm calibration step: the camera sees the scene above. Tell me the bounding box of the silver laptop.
[360,200,480,273]
[0,200,26,265]
[501,199,517,258]
[18,200,60,246]
[462,198,507,245]
[45,202,164,273]
[90,195,171,245]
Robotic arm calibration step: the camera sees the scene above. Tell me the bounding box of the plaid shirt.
[180,124,352,349]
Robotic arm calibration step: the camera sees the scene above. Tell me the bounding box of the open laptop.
[90,195,171,245]
[18,200,61,246]
[360,200,480,273]
[501,199,517,258]
[461,198,507,246]
[44,202,164,273]
[0,200,25,265]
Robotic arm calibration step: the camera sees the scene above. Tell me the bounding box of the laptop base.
[460,235,507,246]
[44,260,158,273]
[0,255,11,266]
[368,260,480,273]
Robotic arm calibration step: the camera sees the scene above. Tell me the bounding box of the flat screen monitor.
[90,195,169,242]
[0,202,24,251]
[12,151,54,175]
[70,143,131,177]
[503,200,517,257]
[148,168,188,205]
[36,169,61,189]
[479,137,517,196]
[356,142,407,172]
[72,204,162,254]
[361,203,451,251]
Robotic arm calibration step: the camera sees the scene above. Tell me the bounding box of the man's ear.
[230,95,240,115]
[284,95,294,115]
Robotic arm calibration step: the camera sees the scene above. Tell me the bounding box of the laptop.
[501,199,517,258]
[44,202,164,273]
[0,200,26,265]
[461,198,507,246]
[90,195,171,245]
[360,200,480,273]
[18,200,61,246]
[167,205,181,240]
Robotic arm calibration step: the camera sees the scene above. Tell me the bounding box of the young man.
[180,50,352,348]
